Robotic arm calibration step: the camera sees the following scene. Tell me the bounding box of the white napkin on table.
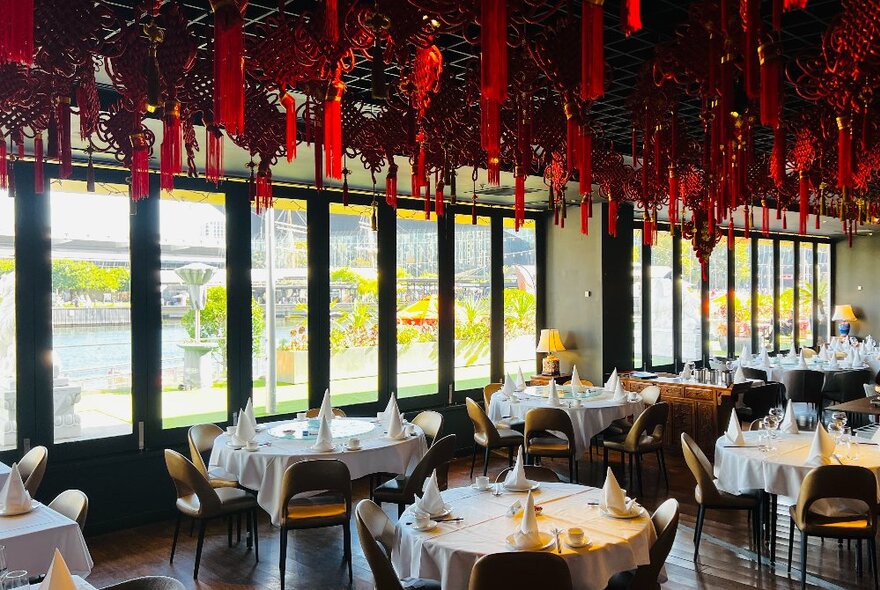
[601,467,632,516]
[571,365,582,390]
[381,393,400,428]
[386,406,406,440]
[779,399,799,434]
[613,380,626,401]
[317,388,334,423]
[39,549,76,590]
[0,463,31,514]
[798,350,808,369]
[243,397,258,431]
[605,368,619,391]
[739,344,751,366]
[725,411,745,446]
[806,423,839,466]
[235,408,256,443]
[515,367,527,391]
[681,364,692,380]
[504,447,531,490]
[416,471,446,517]
[760,350,771,368]
[547,380,561,407]
[512,491,541,549]
[828,356,840,369]
[501,375,515,399]
[733,365,747,384]
[818,346,828,361]
[787,347,797,360]
[311,413,335,452]
[831,339,840,352]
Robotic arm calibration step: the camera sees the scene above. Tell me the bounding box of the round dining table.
[210,417,427,525]
[488,387,645,455]
[394,482,657,590]
[741,356,872,384]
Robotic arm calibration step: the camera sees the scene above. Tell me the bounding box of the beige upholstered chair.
[412,410,444,446]
[495,465,561,483]
[604,498,680,590]
[466,398,522,477]
[602,403,669,495]
[483,383,524,432]
[48,489,88,531]
[468,552,572,590]
[101,577,185,590]
[304,407,347,418]
[523,407,578,483]
[187,424,238,489]
[19,446,48,497]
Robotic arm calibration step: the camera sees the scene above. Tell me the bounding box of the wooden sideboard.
[621,374,736,459]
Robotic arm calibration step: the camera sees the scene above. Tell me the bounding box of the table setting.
[734,342,875,382]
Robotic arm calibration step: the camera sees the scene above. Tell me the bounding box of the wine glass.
[2,570,27,590]
[0,546,6,577]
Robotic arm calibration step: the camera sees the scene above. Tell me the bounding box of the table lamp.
[536,328,566,376]
[831,304,857,337]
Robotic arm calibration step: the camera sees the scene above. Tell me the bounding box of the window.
[0,191,14,451]
[708,247,728,358]
[733,237,752,355]
[756,239,774,350]
[798,243,814,348]
[160,191,227,429]
[650,232,674,367]
[680,242,702,362]
[503,219,537,375]
[817,243,831,344]
[329,204,379,405]
[396,211,439,399]
[454,215,491,390]
[252,201,308,417]
[778,241,795,351]
[633,229,643,369]
[50,182,132,442]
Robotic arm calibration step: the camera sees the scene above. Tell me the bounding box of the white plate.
[0,500,37,517]
[310,444,339,453]
[244,446,260,452]
[505,531,555,551]
[343,445,362,452]
[426,505,452,519]
[503,480,541,492]
[565,538,593,549]
[601,505,646,519]
[411,520,437,532]
[470,484,492,492]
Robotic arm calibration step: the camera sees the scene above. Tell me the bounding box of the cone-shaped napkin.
[381,393,400,428]
[317,388,334,423]
[501,374,515,399]
[806,423,839,466]
[725,411,745,446]
[512,491,541,549]
[601,467,631,516]
[779,399,799,434]
[235,408,256,443]
[828,355,840,369]
[39,549,76,590]
[739,344,751,366]
[547,380,561,407]
[416,471,446,517]
[760,350,771,368]
[733,365,747,384]
[798,349,808,369]
[571,365,582,390]
[605,368,619,391]
[243,397,258,431]
[613,379,626,401]
[0,463,31,514]
[818,346,829,361]
[311,413,335,452]
[386,406,405,440]
[504,447,531,490]
[516,366,527,391]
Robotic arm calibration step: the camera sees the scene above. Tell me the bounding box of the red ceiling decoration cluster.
[0,0,877,263]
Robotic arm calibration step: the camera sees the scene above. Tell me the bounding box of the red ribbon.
[210,0,246,135]
[581,1,604,101]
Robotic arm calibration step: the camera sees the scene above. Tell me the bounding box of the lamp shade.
[536,329,566,353]
[831,305,857,322]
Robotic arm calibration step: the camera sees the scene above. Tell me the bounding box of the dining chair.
[483,383,524,433]
[822,369,871,414]
[304,407,347,418]
[465,398,522,477]
[680,433,761,563]
[782,370,825,423]
[355,499,441,590]
[100,577,186,590]
[523,407,578,483]
[788,465,878,590]
[373,435,456,516]
[735,382,784,423]
[187,424,238,489]
[603,385,662,440]
[19,445,48,497]
[468,552,572,590]
[495,465,561,483]
[603,498,680,590]
[411,410,444,446]
[48,489,88,531]
[563,379,594,387]
[602,402,669,495]
[164,449,259,579]
[279,459,352,590]
[742,367,768,382]
[801,347,816,358]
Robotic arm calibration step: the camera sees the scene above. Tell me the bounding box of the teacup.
[296,412,306,420]
[226,425,236,436]
[405,424,416,436]
[376,411,384,422]
[627,393,640,402]
[571,398,582,408]
[567,527,585,546]
[245,440,259,451]
[413,510,431,529]
[347,437,361,450]
[475,475,490,490]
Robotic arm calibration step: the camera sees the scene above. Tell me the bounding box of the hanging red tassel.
[480,0,507,186]
[772,0,783,31]
[281,91,296,162]
[782,208,788,229]
[341,173,349,207]
[837,116,852,189]
[471,192,478,225]
[210,0,246,133]
[255,166,272,213]
[581,0,604,101]
[56,97,72,179]
[385,160,398,208]
[621,0,641,36]
[743,206,750,237]
[205,125,223,186]
[668,167,678,226]
[784,0,807,10]
[514,169,525,232]
[771,124,786,187]
[728,217,734,250]
[608,198,618,237]
[424,178,431,220]
[565,107,578,172]
[560,196,566,229]
[580,196,589,235]
[580,126,592,198]
[758,40,780,128]
[160,101,181,193]
[761,199,770,236]
[0,0,34,65]
[742,0,761,101]
[799,171,809,234]
[324,77,344,181]
[0,137,6,190]
[435,180,445,217]
[631,127,638,167]
[86,150,95,192]
[34,132,44,195]
[324,0,338,43]
[129,132,150,201]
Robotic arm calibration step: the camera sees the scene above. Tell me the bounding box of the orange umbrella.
[397,294,439,325]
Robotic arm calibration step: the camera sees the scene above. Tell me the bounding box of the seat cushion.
[207,466,238,488]
[401,578,442,590]
[496,417,525,433]
[603,434,662,453]
[604,570,636,590]
[176,487,256,518]
[286,493,348,528]
[527,435,570,456]
[790,505,874,538]
[697,485,759,509]
[373,475,409,503]
[496,428,523,446]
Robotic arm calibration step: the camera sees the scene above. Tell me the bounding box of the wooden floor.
[85,443,877,590]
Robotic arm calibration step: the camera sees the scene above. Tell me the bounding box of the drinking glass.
[827,420,844,443]
[3,570,27,590]
[831,411,848,429]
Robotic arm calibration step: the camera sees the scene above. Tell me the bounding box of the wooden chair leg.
[236,513,241,544]
[635,453,643,497]
[693,505,705,561]
[659,448,670,489]
[470,444,478,478]
[627,452,634,490]
[193,520,206,579]
[483,446,491,476]
[858,539,864,578]
[245,510,253,549]
[170,512,182,563]
[279,526,288,590]
[800,530,809,590]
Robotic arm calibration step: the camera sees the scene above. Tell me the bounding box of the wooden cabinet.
[529,373,571,386]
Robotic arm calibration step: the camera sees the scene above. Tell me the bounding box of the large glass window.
[50,182,132,442]
[817,243,832,344]
[454,215,491,390]
[329,204,379,405]
[160,191,227,429]
[633,229,643,369]
[779,241,795,351]
[503,219,537,375]
[756,239,775,350]
[650,232,674,366]
[397,211,439,399]
[0,191,12,451]
[708,247,728,358]
[252,201,308,418]
[798,243,814,349]
[733,237,752,354]
[680,243,702,362]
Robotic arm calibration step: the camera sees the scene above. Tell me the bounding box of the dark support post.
[792,241,800,350]
[307,195,330,410]
[773,240,780,353]
[751,236,759,353]
[672,231,682,370]
[226,183,253,415]
[489,215,504,382]
[726,238,736,357]
[377,202,397,406]
[437,212,454,402]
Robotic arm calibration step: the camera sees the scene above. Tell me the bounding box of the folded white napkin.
[760,351,771,368]
[416,471,446,516]
[311,413,335,451]
[381,393,400,428]
[512,491,541,549]
[733,365,747,384]
[571,365,582,390]
[798,349,808,369]
[779,399,799,434]
[725,411,745,446]
[386,405,406,440]
[601,467,631,516]
[787,347,798,360]
[605,368,619,391]
[547,380,561,407]
[39,549,76,590]
[243,397,258,431]
[613,380,626,401]
[501,375,515,399]
[235,408,256,443]
[828,357,840,369]
[317,388,334,423]
[681,364,692,380]
[504,447,531,490]
[0,463,31,514]
[740,343,751,364]
[831,339,840,352]
[806,423,839,466]
[516,367,527,391]
[818,346,828,361]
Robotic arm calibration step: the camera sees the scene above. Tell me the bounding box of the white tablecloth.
[714,431,880,502]
[488,388,645,455]
[210,417,427,526]
[394,483,656,590]
[741,358,870,384]
[0,503,93,576]
[28,576,94,590]
[0,461,11,489]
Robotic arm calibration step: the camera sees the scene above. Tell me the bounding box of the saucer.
[565,538,592,549]
[503,480,541,492]
[471,483,492,492]
[344,444,362,452]
[427,505,452,519]
[310,444,339,453]
[505,531,555,551]
[411,520,438,532]
[244,446,260,452]
[601,504,646,519]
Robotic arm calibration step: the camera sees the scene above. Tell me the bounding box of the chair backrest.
[468,552,572,590]
[680,433,721,505]
[742,382,782,418]
[280,459,352,512]
[164,449,222,517]
[483,383,503,409]
[405,434,456,497]
[795,465,877,528]
[623,402,668,451]
[100,577,186,590]
[524,408,574,449]
[19,446,48,497]
[304,407,347,418]
[626,498,680,590]
[187,423,223,478]
[782,370,825,403]
[355,500,405,590]
[354,498,396,556]
[823,369,870,400]
[640,385,661,405]
[801,347,816,358]
[48,489,88,531]
[742,367,768,382]
[865,383,877,398]
[495,465,561,483]
[466,397,501,446]
[412,410,444,445]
